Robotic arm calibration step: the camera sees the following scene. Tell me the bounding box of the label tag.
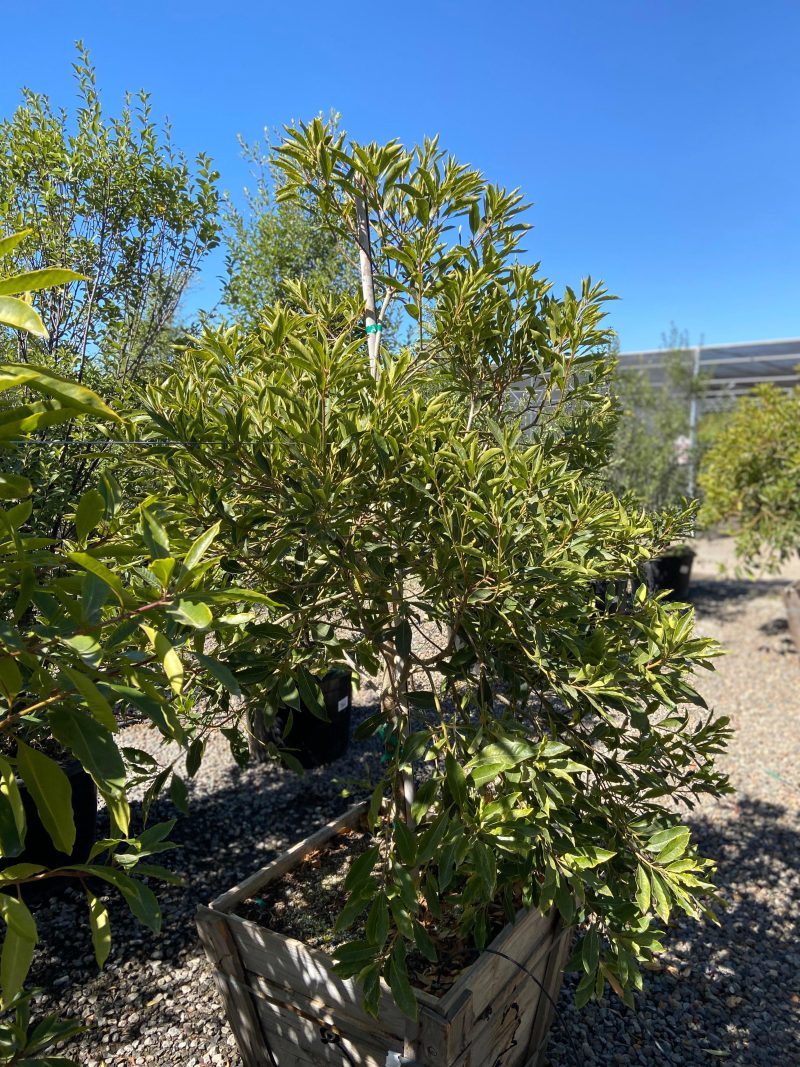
[337,697,349,712]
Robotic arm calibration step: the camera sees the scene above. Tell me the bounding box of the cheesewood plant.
[143,121,731,1019]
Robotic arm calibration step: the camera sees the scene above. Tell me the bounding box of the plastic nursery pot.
[274,669,353,770]
[644,548,696,601]
[2,760,98,902]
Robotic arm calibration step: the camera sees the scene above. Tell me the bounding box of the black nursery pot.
[3,761,98,902]
[644,549,696,601]
[276,669,353,769]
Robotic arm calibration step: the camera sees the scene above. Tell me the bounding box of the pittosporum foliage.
[143,120,731,1019]
[222,125,352,326]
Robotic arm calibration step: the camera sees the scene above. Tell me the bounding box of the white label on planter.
[680,565,689,573]
[338,696,349,711]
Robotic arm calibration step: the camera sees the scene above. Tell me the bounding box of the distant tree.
[608,329,702,512]
[0,46,221,388]
[700,383,800,569]
[0,45,221,530]
[221,128,352,325]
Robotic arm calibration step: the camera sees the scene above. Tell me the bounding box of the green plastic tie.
[365,323,383,334]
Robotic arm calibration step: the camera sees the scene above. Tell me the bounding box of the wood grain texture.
[195,905,270,1067]
[201,802,568,1067]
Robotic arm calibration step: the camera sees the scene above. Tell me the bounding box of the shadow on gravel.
[548,795,800,1066]
[29,734,800,1066]
[27,712,384,1058]
[690,576,789,623]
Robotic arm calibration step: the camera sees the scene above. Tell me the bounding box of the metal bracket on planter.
[385,1054,426,1067]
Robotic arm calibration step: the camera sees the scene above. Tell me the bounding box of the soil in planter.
[237,827,509,997]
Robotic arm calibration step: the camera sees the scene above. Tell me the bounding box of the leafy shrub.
[0,231,245,1064]
[0,47,221,537]
[608,338,701,512]
[699,383,800,569]
[144,121,731,1017]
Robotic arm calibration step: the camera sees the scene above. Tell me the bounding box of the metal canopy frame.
[616,337,800,497]
[617,337,800,401]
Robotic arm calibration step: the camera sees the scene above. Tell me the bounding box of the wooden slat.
[440,905,552,1021]
[195,906,269,1067]
[407,988,472,1065]
[250,983,391,1067]
[227,913,408,1042]
[467,926,559,1067]
[210,803,368,913]
[525,925,572,1064]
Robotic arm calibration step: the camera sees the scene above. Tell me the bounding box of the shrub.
[144,121,731,1017]
[699,383,800,569]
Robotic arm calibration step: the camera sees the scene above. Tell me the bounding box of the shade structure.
[617,338,800,408]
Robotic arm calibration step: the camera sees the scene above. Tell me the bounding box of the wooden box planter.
[197,804,571,1067]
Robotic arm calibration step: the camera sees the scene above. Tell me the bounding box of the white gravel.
[27,536,800,1065]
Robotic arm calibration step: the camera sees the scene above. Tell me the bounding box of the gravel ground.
[548,537,800,1067]
[27,536,800,1066]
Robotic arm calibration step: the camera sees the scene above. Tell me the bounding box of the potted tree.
[700,382,800,648]
[608,339,702,599]
[146,123,731,1066]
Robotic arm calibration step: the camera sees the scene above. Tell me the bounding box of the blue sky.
[2,1,798,351]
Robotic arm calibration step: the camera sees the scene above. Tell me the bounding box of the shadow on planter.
[197,802,571,1067]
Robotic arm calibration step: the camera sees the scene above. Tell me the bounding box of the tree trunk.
[783,580,800,652]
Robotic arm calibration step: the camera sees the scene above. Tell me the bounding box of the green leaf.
[59,633,102,669]
[581,928,600,974]
[0,892,37,1006]
[196,654,241,697]
[344,846,380,893]
[0,364,119,421]
[365,893,389,948]
[0,230,30,260]
[182,522,221,572]
[167,600,213,629]
[74,489,106,544]
[445,753,467,809]
[153,631,184,695]
[0,757,25,858]
[0,472,32,501]
[169,774,189,814]
[15,742,76,855]
[68,552,125,605]
[650,871,671,922]
[295,667,326,719]
[413,921,437,962]
[61,667,117,732]
[389,942,417,1020]
[635,864,651,914]
[0,864,45,886]
[647,825,690,859]
[86,889,111,967]
[74,866,160,933]
[141,510,170,560]
[0,268,85,298]
[48,708,127,833]
[0,295,47,338]
[0,657,22,704]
